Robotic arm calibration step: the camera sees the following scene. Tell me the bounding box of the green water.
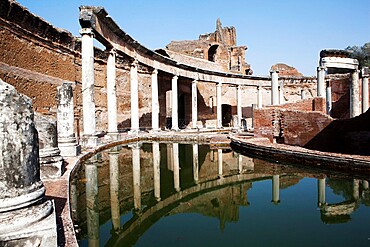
[71,142,370,247]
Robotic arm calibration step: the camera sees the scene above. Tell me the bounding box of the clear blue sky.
[17,0,370,76]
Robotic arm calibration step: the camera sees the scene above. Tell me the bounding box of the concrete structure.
[57,82,81,156]
[0,79,57,246]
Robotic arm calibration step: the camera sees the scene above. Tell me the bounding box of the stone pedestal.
[57,82,81,156]
[35,114,64,179]
[0,79,56,246]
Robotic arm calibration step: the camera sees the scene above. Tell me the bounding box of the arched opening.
[208,45,219,62]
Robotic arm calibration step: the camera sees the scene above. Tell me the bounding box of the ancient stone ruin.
[0,79,57,246]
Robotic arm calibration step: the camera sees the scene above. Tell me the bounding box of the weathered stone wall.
[254,97,331,146]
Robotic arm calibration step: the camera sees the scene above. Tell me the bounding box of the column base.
[39,147,64,179]
[0,200,57,247]
[81,134,99,148]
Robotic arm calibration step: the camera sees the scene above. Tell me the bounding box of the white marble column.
[107,49,118,138]
[109,149,120,232]
[173,143,180,191]
[361,67,369,113]
[272,175,280,204]
[151,69,160,131]
[130,60,140,134]
[85,157,99,247]
[192,80,198,129]
[57,82,80,156]
[257,85,262,109]
[132,144,141,211]
[279,81,284,105]
[270,70,279,105]
[153,142,161,201]
[301,89,307,100]
[172,75,179,131]
[193,143,199,184]
[317,66,326,97]
[80,28,97,147]
[218,149,223,178]
[318,178,326,207]
[350,69,360,118]
[237,85,242,128]
[326,82,332,115]
[216,82,222,128]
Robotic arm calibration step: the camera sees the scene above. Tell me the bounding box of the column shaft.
[109,151,120,232]
[362,73,369,113]
[173,143,180,191]
[130,61,139,133]
[257,85,262,109]
[217,82,222,128]
[192,80,198,129]
[152,69,160,131]
[107,50,118,134]
[80,28,96,140]
[270,70,279,105]
[237,85,242,128]
[350,70,360,118]
[193,144,199,184]
[317,66,326,97]
[279,81,284,104]
[85,158,99,247]
[172,75,179,130]
[326,83,332,115]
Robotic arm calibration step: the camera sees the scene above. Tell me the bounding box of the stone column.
[85,157,99,247]
[130,60,140,134]
[326,82,332,115]
[80,28,97,147]
[361,67,369,113]
[279,81,284,105]
[0,80,56,246]
[270,70,279,105]
[257,85,262,109]
[192,80,198,129]
[173,143,180,192]
[107,49,118,138]
[151,69,160,131]
[301,89,307,100]
[132,144,141,211]
[153,142,161,201]
[318,178,326,207]
[109,148,120,232]
[172,75,179,131]
[272,175,280,204]
[57,82,80,156]
[238,154,243,174]
[317,66,326,97]
[350,69,360,118]
[237,85,242,128]
[193,144,199,184]
[218,149,223,178]
[217,82,222,128]
[35,114,64,179]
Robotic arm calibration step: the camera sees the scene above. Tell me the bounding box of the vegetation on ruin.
[345,42,370,68]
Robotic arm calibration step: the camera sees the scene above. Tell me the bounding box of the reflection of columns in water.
[70,177,78,222]
[85,157,99,247]
[318,178,326,207]
[153,142,161,201]
[210,149,215,162]
[272,175,280,204]
[193,144,199,184]
[173,143,180,192]
[132,145,141,211]
[218,149,223,178]
[353,179,360,201]
[109,149,120,232]
[363,180,369,190]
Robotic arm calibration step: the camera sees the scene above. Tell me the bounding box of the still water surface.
[71,142,370,246]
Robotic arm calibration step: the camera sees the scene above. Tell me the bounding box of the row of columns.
[317,66,369,117]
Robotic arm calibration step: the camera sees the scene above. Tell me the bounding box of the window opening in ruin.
[208,45,219,62]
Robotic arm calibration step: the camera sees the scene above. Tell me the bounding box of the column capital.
[152,68,158,75]
[269,69,279,74]
[217,81,222,87]
[107,48,117,55]
[192,79,198,84]
[361,67,369,77]
[131,59,138,68]
[79,28,94,37]
[172,75,178,80]
[317,66,327,72]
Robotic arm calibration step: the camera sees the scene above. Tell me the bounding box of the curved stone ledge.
[230,135,370,177]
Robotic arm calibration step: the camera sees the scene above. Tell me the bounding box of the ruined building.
[164,19,252,75]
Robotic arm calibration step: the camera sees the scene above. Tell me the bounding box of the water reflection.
[71,142,370,247]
